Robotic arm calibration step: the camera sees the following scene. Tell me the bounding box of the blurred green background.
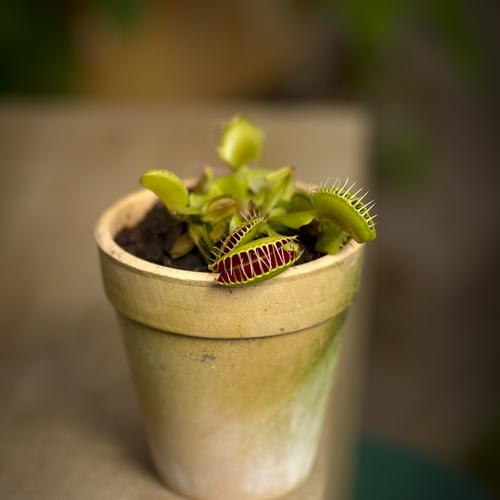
[0,0,496,191]
[1,0,498,496]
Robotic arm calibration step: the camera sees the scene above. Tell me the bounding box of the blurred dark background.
[1,0,499,496]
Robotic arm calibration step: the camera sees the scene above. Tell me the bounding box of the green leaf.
[193,166,214,194]
[201,194,238,223]
[176,192,205,215]
[265,165,295,183]
[218,116,264,169]
[188,222,213,264]
[229,212,243,232]
[261,174,289,213]
[315,222,350,255]
[265,225,282,238]
[269,210,316,229]
[290,190,313,212]
[268,207,287,218]
[247,167,275,193]
[140,170,188,213]
[170,232,195,258]
[209,220,229,242]
[215,168,250,214]
[282,173,298,202]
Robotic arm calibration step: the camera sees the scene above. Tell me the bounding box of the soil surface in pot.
[115,202,323,272]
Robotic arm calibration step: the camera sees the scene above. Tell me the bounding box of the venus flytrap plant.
[213,235,302,286]
[139,115,377,286]
[208,214,267,270]
[311,178,377,243]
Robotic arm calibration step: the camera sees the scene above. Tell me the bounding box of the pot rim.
[94,188,363,286]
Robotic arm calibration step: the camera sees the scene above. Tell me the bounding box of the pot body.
[95,189,365,500]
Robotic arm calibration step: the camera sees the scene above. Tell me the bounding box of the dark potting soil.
[115,201,323,273]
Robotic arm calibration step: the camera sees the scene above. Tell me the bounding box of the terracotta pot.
[95,188,365,500]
